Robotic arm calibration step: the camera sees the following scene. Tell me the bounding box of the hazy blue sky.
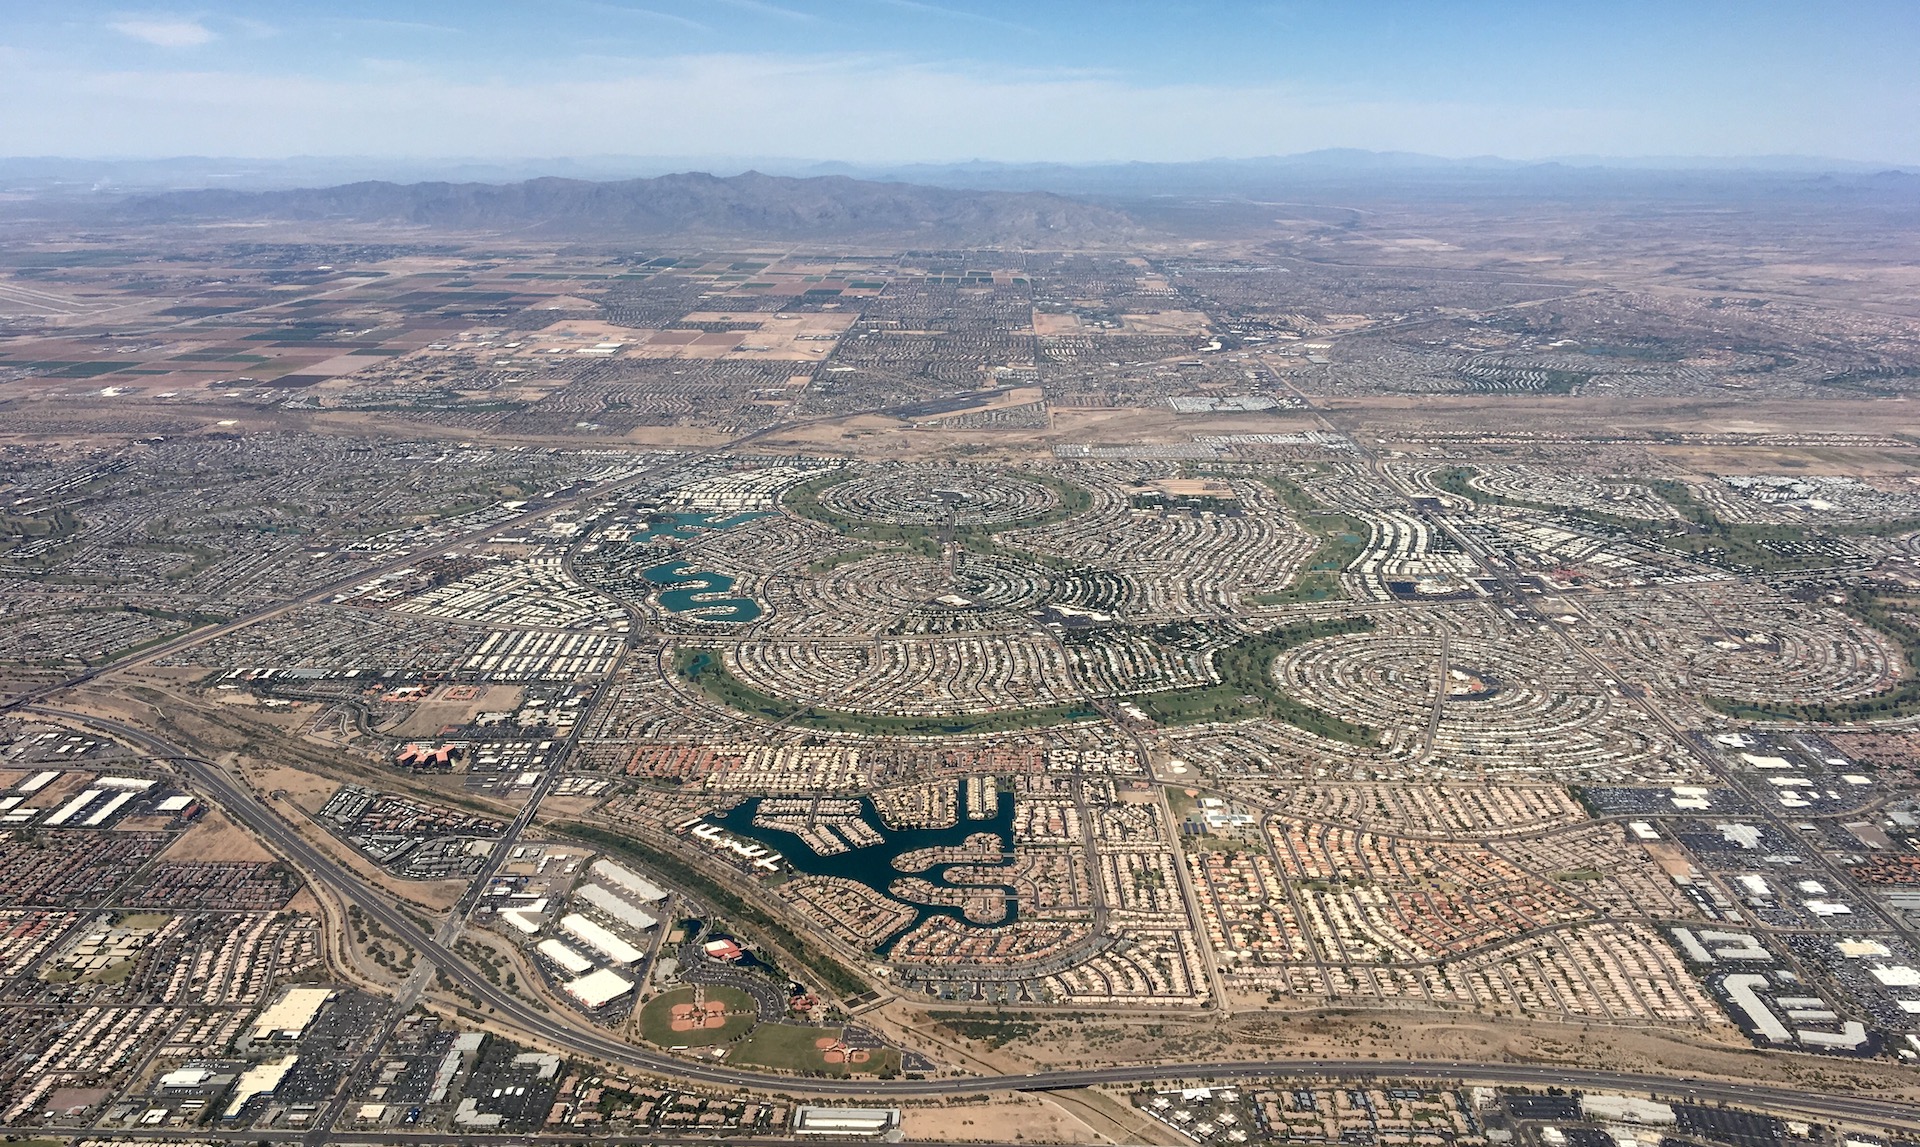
[2,1,1915,163]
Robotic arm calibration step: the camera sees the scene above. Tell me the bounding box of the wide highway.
[24,703,1920,1131]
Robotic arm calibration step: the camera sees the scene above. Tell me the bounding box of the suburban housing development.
[1,60,1919,1144]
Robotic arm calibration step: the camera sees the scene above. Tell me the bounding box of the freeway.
[0,484,626,716]
[26,704,1920,1132]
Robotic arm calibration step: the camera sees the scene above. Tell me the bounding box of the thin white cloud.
[866,0,1030,34]
[109,18,216,48]
[2,52,1913,164]
[561,1,709,32]
[712,0,815,21]
[322,17,463,36]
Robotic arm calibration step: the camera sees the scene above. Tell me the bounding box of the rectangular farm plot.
[1120,310,1212,335]
[519,312,854,363]
[1028,309,1211,337]
[674,311,856,362]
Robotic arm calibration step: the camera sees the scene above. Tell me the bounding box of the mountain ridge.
[88,169,1138,245]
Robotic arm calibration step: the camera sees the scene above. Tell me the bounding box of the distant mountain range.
[57,171,1138,245]
[3,149,1913,197]
[821,151,1920,198]
[4,153,1912,245]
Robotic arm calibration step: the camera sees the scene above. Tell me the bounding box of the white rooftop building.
[563,967,634,1008]
[793,1106,900,1138]
[560,912,643,964]
[250,987,336,1041]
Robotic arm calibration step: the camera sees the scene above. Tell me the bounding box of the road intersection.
[26,703,1920,1136]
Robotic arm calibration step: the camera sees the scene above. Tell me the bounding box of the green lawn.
[731,1022,899,1076]
[1126,616,1377,744]
[1252,476,1369,604]
[781,468,1094,571]
[1708,586,1920,723]
[83,959,137,986]
[805,546,878,575]
[637,985,757,1048]
[675,649,1102,736]
[1437,465,1852,574]
[676,615,1377,745]
[115,912,172,929]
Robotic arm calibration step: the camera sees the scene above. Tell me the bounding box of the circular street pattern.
[818,465,1061,526]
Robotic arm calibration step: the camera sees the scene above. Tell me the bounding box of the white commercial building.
[1581,1096,1676,1125]
[44,789,103,826]
[793,1106,900,1137]
[225,1055,297,1117]
[536,939,594,974]
[250,987,336,1041]
[575,883,659,932]
[560,912,643,965]
[591,859,668,902]
[563,967,634,1008]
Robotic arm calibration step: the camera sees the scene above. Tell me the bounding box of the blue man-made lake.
[630,510,766,542]
[715,786,1017,953]
[632,511,766,622]
[642,560,762,622]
